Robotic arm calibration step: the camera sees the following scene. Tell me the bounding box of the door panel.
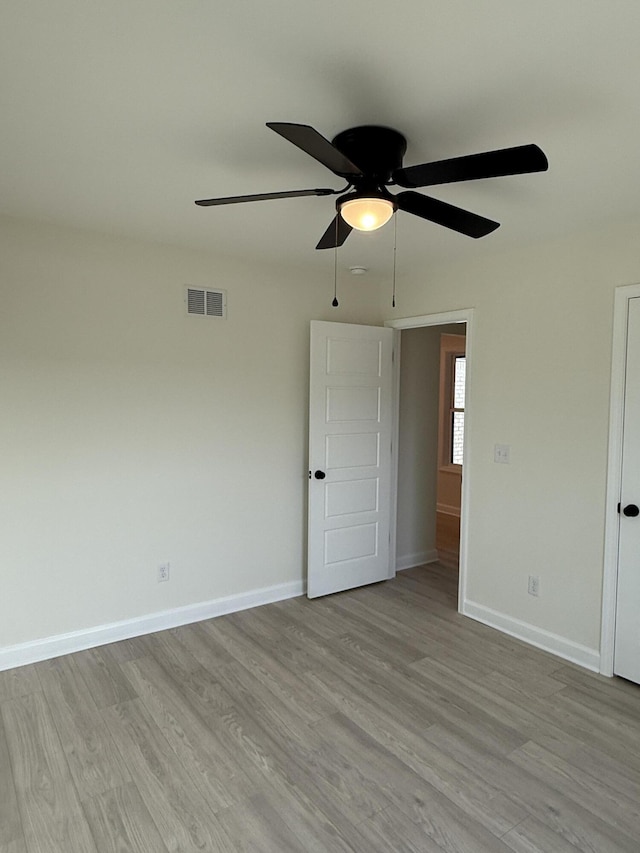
[614,296,640,683]
[327,386,380,421]
[325,523,378,564]
[307,321,394,598]
[325,479,378,517]
[326,432,379,468]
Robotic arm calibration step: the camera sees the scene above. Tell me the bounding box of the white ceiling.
[2,1,640,276]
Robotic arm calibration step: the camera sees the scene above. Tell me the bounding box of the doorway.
[386,309,474,613]
[395,324,466,571]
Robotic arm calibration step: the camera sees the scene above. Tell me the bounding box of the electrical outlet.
[158,562,170,583]
[528,574,539,596]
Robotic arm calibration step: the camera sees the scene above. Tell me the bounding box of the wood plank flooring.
[2,563,640,852]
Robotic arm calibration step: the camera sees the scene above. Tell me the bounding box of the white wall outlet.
[158,562,170,583]
[528,574,540,596]
[494,444,510,464]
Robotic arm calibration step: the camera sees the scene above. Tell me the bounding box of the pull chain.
[332,216,339,307]
[392,212,398,308]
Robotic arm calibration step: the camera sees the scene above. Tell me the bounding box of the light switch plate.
[494,444,510,464]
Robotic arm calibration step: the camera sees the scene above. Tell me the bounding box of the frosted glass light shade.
[339,196,395,232]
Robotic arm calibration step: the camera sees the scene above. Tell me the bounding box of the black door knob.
[314,470,326,480]
[623,503,640,517]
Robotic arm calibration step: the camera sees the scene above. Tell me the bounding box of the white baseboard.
[396,550,439,572]
[0,579,305,673]
[462,600,600,673]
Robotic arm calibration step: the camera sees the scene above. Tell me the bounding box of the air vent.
[186,287,226,319]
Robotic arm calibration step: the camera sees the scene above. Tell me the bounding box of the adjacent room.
[2,2,640,851]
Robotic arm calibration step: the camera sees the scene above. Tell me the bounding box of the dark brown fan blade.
[396,191,499,238]
[316,214,353,250]
[195,187,338,206]
[267,123,363,178]
[394,144,548,188]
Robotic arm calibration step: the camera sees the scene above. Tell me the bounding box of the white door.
[307,321,394,598]
[614,296,640,683]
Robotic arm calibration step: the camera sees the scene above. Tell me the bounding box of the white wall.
[385,219,640,662]
[396,324,464,567]
[0,216,381,652]
[4,210,638,671]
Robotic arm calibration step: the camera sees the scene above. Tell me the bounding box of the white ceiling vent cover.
[186,287,226,319]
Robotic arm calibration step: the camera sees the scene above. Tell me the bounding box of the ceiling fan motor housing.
[331,126,407,184]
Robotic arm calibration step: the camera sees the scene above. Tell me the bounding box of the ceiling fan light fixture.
[339,194,396,232]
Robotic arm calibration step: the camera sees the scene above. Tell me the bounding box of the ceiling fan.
[195,123,548,249]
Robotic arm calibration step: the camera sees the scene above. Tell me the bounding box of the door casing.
[601,282,640,675]
[385,308,474,614]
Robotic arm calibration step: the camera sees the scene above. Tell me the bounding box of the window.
[451,355,466,465]
[438,334,466,469]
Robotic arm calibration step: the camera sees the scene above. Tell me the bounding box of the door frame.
[600,282,640,675]
[385,308,474,613]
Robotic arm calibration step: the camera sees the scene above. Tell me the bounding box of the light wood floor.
[2,564,640,853]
